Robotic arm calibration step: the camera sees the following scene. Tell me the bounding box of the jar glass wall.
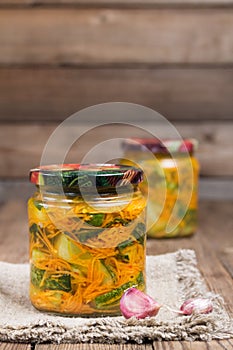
[121,139,199,238]
[28,164,146,316]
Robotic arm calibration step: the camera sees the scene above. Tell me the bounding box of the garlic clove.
[180,298,213,315]
[120,287,161,319]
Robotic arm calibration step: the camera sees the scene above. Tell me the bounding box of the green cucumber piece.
[104,217,129,228]
[78,228,104,243]
[184,208,197,225]
[132,222,146,245]
[86,213,105,227]
[31,248,48,263]
[34,201,43,210]
[94,271,144,309]
[99,259,117,285]
[31,265,71,292]
[117,238,134,251]
[55,234,91,276]
[29,223,39,235]
[55,233,84,261]
[116,239,134,263]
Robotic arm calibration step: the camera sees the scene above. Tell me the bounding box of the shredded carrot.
[29,191,146,315]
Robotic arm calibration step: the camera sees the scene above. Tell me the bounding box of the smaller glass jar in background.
[28,164,146,316]
[121,138,199,238]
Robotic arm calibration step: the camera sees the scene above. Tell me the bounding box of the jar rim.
[30,163,143,190]
[122,138,198,154]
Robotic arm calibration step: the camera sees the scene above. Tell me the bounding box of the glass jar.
[121,138,199,238]
[28,164,146,316]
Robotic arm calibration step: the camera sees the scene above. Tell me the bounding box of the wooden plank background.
[0,68,233,122]
[0,9,233,65]
[1,0,233,6]
[5,340,230,350]
[0,122,233,178]
[0,0,232,184]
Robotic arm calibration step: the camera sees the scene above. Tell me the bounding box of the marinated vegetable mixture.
[121,154,199,238]
[143,155,199,237]
[28,192,146,316]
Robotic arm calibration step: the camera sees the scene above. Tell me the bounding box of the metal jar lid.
[122,138,198,154]
[30,163,143,191]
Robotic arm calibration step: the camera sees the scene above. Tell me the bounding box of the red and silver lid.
[122,138,198,154]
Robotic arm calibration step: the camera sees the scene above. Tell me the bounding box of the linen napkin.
[0,249,232,343]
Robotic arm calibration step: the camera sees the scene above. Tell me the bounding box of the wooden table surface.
[0,197,232,350]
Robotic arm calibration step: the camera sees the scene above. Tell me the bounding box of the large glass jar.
[28,164,146,316]
[121,138,199,238]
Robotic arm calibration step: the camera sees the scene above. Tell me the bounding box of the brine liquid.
[28,191,146,316]
[121,154,199,238]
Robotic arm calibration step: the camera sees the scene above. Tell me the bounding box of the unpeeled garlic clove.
[120,287,161,319]
[180,298,213,315]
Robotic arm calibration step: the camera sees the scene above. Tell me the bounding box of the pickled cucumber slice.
[31,265,71,292]
[94,271,144,309]
[86,213,105,227]
[99,259,117,285]
[31,248,48,263]
[55,233,89,262]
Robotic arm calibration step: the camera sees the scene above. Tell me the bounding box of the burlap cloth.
[0,249,232,343]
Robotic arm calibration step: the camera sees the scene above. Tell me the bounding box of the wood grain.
[0,200,29,263]
[38,340,233,350]
[1,0,233,6]
[199,179,233,200]
[30,339,233,349]
[0,181,33,202]
[0,68,233,122]
[220,248,233,278]
[0,344,30,350]
[0,9,233,65]
[0,121,232,178]
[35,345,153,350]
[6,342,231,350]
[153,340,233,349]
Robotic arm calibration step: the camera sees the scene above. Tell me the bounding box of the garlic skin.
[180,298,213,315]
[120,287,161,319]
